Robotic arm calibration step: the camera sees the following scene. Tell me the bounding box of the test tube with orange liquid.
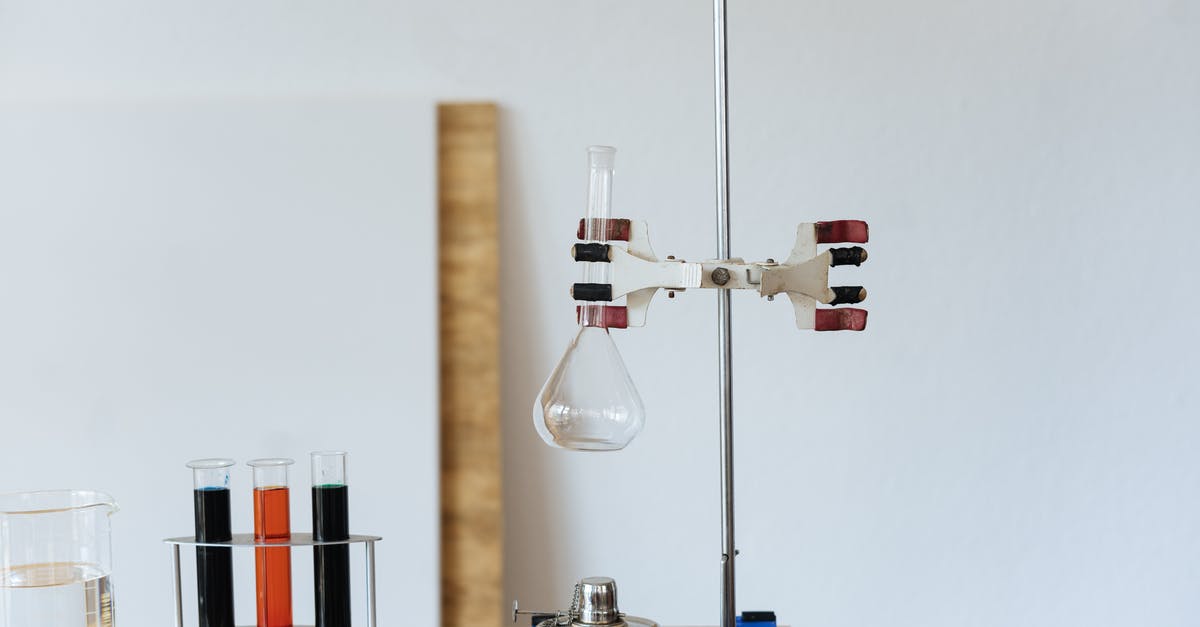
[248,458,294,627]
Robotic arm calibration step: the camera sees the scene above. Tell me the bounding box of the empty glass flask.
[534,146,646,451]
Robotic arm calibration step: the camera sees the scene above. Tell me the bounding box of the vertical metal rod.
[366,540,378,627]
[172,545,184,627]
[713,1,736,627]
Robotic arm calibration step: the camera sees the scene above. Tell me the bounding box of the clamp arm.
[571,219,869,331]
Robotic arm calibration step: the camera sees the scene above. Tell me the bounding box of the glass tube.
[187,459,236,627]
[248,458,293,627]
[533,146,646,450]
[579,146,615,328]
[310,451,351,627]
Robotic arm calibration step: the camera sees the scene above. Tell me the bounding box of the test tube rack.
[164,532,382,627]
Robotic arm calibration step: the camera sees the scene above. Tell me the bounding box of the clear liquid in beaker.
[0,562,114,627]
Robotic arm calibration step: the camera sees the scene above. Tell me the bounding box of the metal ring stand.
[164,533,382,627]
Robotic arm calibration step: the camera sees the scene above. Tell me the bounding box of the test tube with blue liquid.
[311,451,351,627]
[187,458,236,627]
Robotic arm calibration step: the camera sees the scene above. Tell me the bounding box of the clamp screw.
[711,267,731,286]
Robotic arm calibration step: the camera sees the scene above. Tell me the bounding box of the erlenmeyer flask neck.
[534,145,644,451]
[534,326,646,451]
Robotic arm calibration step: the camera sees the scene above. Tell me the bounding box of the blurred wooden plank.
[438,102,502,627]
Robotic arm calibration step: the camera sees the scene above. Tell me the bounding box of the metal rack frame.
[164,533,382,627]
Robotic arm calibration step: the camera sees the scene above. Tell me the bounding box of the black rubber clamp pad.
[829,246,868,267]
[829,286,867,305]
[572,243,611,262]
[571,283,613,302]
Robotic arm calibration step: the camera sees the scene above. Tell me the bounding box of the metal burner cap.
[578,577,620,625]
[523,576,659,627]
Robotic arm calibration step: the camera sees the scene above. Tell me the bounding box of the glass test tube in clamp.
[578,145,615,328]
[187,459,236,627]
[534,146,646,451]
[311,451,351,627]
[248,458,294,627]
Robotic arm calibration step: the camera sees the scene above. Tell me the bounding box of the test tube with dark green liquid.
[311,451,351,627]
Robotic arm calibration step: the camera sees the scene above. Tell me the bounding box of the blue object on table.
[737,611,777,627]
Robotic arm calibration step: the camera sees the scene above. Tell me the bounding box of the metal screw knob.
[711,267,731,286]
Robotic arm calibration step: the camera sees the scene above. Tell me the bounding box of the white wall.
[3,1,1199,626]
[0,97,439,625]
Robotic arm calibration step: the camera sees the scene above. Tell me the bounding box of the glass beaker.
[0,490,118,627]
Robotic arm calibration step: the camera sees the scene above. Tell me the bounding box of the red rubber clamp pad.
[815,220,869,244]
[815,308,868,331]
[577,218,632,242]
[575,305,629,329]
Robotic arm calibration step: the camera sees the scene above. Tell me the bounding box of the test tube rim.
[310,450,348,486]
[185,458,235,470]
[246,457,295,468]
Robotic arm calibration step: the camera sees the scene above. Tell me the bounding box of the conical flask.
[534,326,645,450]
[534,146,646,450]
